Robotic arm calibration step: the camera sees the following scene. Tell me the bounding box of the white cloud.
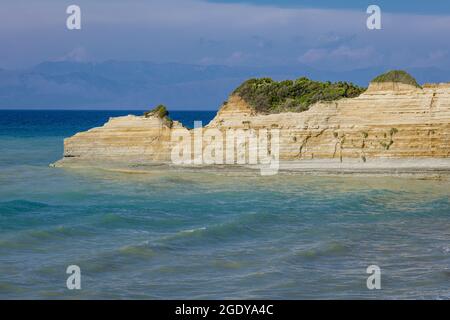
[54,47,89,62]
[298,46,381,70]
[198,51,253,66]
[411,50,449,68]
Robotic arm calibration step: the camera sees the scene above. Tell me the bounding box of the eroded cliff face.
[60,115,189,164]
[207,83,450,161]
[54,81,450,168]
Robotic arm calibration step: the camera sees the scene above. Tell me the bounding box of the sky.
[209,0,450,15]
[1,0,450,109]
[1,0,450,70]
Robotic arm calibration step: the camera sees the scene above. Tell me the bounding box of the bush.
[371,70,421,88]
[232,77,366,113]
[144,104,169,118]
[143,104,173,127]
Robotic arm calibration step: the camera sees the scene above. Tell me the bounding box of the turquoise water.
[0,110,449,299]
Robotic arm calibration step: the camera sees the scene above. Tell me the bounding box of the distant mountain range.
[0,61,448,110]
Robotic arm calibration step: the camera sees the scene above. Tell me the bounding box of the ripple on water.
[0,199,49,215]
[0,282,25,295]
[0,224,95,254]
[154,214,271,248]
[118,243,156,258]
[27,225,92,240]
[288,241,350,262]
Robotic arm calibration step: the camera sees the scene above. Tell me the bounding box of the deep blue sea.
[0,110,449,299]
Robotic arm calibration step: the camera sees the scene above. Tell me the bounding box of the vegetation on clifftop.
[232,77,366,113]
[371,70,421,88]
[143,104,173,127]
[144,104,169,118]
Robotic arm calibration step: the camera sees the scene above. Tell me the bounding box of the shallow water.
[0,110,449,299]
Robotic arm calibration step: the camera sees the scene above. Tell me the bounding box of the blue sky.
[1,0,450,70]
[1,0,450,109]
[208,0,450,15]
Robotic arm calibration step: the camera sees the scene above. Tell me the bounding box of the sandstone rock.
[53,79,450,171]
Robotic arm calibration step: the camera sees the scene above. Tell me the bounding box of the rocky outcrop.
[53,77,450,171]
[59,115,189,164]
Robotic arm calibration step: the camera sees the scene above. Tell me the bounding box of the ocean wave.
[155,212,277,247]
[118,243,156,258]
[26,225,90,240]
[290,241,350,260]
[98,212,128,224]
[71,240,159,274]
[177,227,207,235]
[0,282,24,294]
[0,239,30,250]
[0,225,93,251]
[210,259,244,270]
[0,199,49,215]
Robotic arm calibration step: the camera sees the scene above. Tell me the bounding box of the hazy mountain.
[0,61,448,110]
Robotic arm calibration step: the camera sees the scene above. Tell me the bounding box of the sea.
[0,110,449,299]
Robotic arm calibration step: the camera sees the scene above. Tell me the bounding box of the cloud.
[251,35,273,49]
[313,33,357,49]
[199,51,253,66]
[411,50,449,68]
[54,47,89,62]
[198,38,221,48]
[0,0,450,71]
[298,46,381,70]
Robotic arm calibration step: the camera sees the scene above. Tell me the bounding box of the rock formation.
[53,71,450,173]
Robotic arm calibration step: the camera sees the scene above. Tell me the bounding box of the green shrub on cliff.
[371,70,421,88]
[232,77,365,113]
[143,104,173,127]
[144,104,169,118]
